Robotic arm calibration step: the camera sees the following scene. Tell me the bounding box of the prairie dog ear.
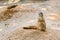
[7,5,18,9]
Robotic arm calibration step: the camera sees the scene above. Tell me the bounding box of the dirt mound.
[0,5,36,21]
[0,5,18,21]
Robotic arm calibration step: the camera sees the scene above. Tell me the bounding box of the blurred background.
[0,0,48,5]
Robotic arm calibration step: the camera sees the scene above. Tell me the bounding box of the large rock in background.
[0,0,48,3]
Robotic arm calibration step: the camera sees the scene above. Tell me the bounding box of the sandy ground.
[5,28,60,40]
[0,0,60,40]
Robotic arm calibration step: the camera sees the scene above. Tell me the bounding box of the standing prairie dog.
[38,12,46,32]
[23,12,46,32]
